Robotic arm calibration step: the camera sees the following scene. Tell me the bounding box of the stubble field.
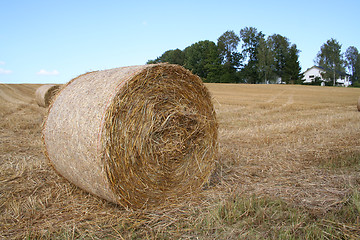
[1,83,359,239]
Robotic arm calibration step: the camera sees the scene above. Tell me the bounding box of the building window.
[309,75,315,78]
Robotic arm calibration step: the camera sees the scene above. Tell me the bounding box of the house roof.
[302,66,325,74]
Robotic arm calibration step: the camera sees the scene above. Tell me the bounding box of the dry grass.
[1,83,360,239]
[207,84,360,208]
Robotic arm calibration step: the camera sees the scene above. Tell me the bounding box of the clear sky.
[1,0,359,84]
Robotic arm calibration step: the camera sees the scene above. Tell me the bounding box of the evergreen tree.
[283,44,302,84]
[268,34,290,79]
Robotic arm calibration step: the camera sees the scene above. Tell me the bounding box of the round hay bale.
[35,84,60,107]
[42,64,218,209]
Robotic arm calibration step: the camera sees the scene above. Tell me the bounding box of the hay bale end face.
[35,84,60,107]
[42,64,218,209]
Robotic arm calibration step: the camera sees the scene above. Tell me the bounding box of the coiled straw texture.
[35,84,60,107]
[42,64,218,209]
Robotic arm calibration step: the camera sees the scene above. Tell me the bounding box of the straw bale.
[35,84,60,107]
[358,97,360,111]
[42,63,218,209]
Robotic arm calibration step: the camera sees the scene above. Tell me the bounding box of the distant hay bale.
[42,63,218,209]
[358,97,360,111]
[35,84,60,107]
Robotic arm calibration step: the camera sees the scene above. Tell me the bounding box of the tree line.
[314,38,360,87]
[147,27,360,86]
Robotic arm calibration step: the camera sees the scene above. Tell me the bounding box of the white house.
[302,66,351,87]
[302,66,325,83]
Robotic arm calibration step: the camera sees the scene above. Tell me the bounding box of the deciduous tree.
[217,30,242,82]
[146,49,185,65]
[315,38,345,86]
[345,46,360,84]
[257,37,275,83]
[239,27,264,83]
[217,30,241,67]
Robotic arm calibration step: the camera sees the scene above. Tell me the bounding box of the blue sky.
[1,0,359,84]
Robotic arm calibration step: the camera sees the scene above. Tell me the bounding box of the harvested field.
[1,83,360,239]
